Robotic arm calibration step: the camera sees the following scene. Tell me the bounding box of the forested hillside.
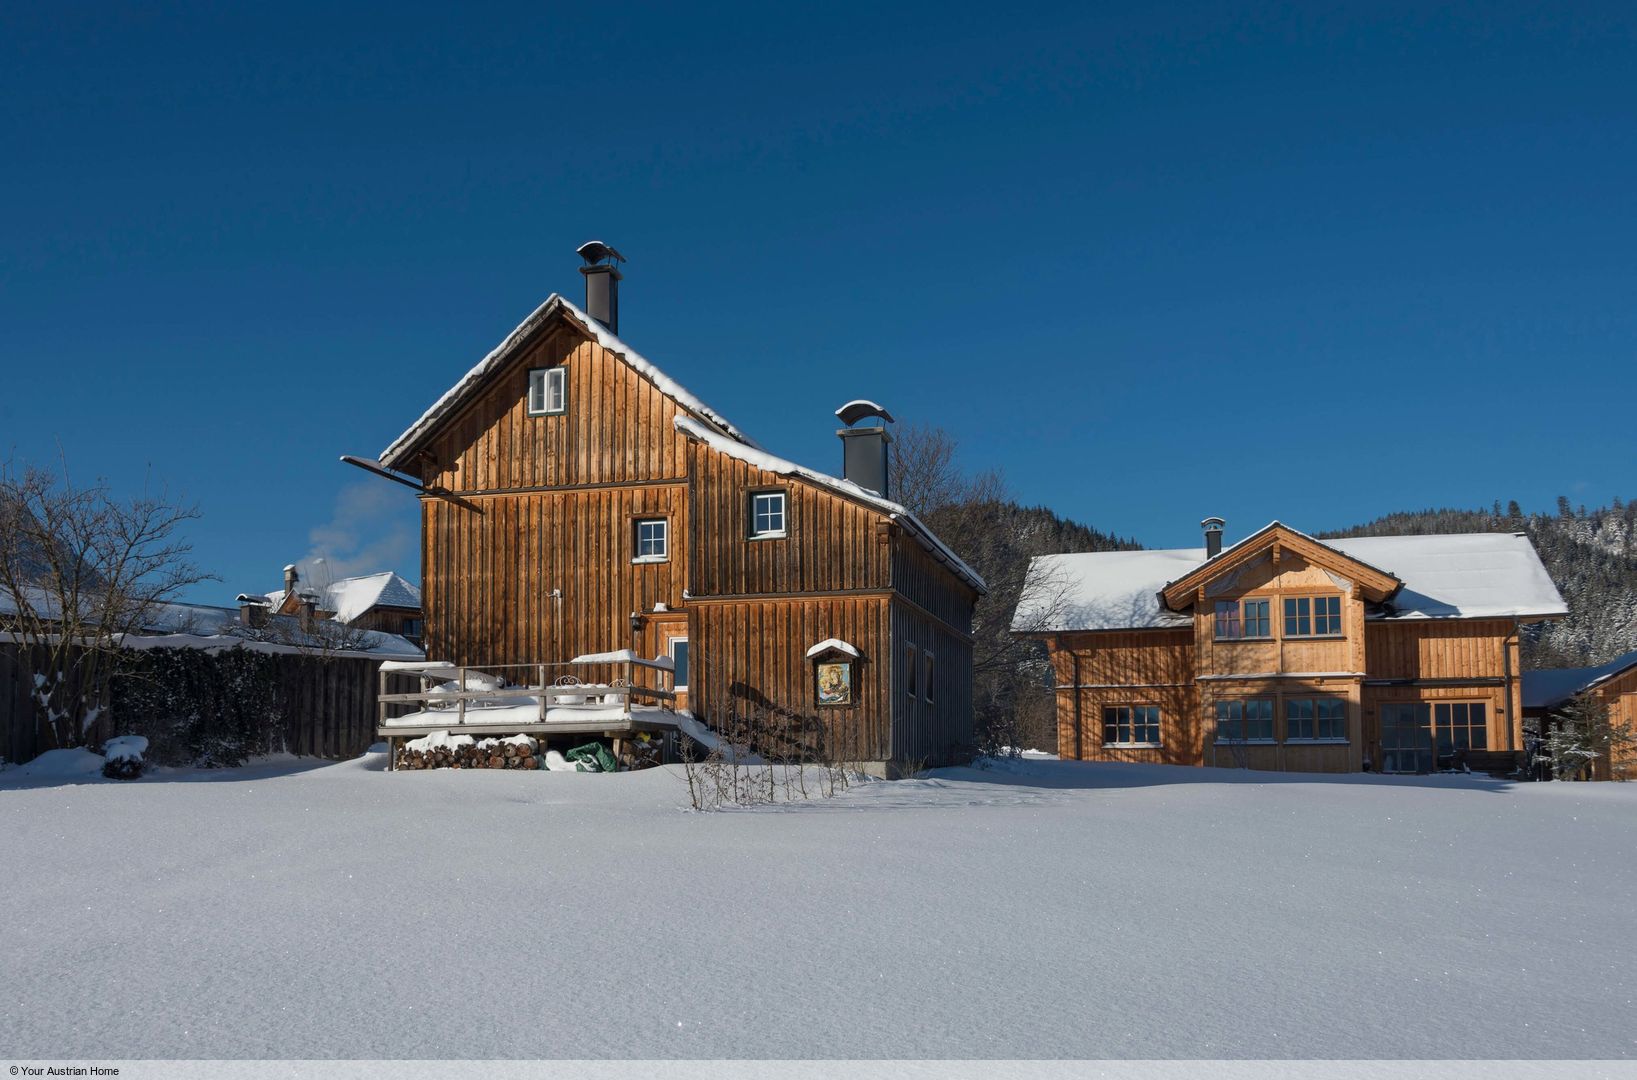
[1321,499,1637,668]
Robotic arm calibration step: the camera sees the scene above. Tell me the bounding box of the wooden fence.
[0,640,415,766]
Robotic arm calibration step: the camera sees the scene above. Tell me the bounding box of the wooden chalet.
[239,567,424,645]
[1014,520,1566,774]
[355,244,984,773]
[1523,648,1637,780]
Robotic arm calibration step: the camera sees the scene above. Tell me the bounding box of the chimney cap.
[835,399,895,427]
[1201,517,1226,532]
[576,240,625,266]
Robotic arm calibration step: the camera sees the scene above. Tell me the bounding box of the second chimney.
[1202,517,1225,559]
[576,240,625,334]
[835,400,895,498]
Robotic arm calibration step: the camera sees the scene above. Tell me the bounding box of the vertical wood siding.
[689,596,892,763]
[423,483,688,666]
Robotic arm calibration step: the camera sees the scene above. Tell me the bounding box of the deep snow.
[1,754,1633,1059]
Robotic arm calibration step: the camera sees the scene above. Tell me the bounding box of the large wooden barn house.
[1014,520,1565,774]
[359,245,983,773]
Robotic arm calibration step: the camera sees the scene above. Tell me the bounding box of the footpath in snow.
[1,751,1633,1059]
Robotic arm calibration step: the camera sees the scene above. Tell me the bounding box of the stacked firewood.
[395,734,540,771]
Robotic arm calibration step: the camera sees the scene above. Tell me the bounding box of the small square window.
[634,518,668,561]
[750,491,786,537]
[528,367,566,415]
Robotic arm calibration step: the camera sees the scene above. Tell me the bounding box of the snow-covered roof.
[1016,532,1566,633]
[379,294,754,468]
[672,415,987,594]
[806,638,860,659]
[1523,648,1637,710]
[258,571,421,624]
[320,571,422,624]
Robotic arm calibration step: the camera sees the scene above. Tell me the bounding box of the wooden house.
[240,567,424,645]
[355,245,984,773]
[1523,648,1637,780]
[1013,520,1566,774]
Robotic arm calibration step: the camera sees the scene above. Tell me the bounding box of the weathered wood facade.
[1020,522,1563,775]
[376,290,982,772]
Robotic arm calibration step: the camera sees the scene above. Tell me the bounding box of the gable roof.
[1014,530,1566,633]
[253,571,422,624]
[1159,522,1401,611]
[673,414,986,594]
[1523,648,1637,710]
[379,294,755,470]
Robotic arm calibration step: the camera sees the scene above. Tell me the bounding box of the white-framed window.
[750,490,786,538]
[1287,697,1348,741]
[634,518,668,562]
[668,637,689,690]
[922,649,934,704]
[1216,698,1274,743]
[1104,705,1161,747]
[527,367,566,415]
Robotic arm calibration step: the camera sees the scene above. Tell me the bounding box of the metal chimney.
[1202,517,1225,559]
[576,240,625,333]
[835,400,895,498]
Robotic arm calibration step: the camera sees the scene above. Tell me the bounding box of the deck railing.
[376,658,676,732]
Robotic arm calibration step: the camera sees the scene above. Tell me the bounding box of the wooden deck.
[376,656,680,770]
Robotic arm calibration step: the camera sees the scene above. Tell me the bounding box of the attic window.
[528,367,566,416]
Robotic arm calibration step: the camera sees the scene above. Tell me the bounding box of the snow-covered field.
[1,751,1633,1060]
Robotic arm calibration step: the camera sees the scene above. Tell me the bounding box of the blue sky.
[3,3,1634,602]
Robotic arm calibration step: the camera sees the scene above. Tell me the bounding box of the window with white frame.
[1216,698,1274,742]
[1103,705,1160,747]
[669,637,689,690]
[634,518,668,561]
[527,367,566,415]
[750,490,786,538]
[1287,697,1347,741]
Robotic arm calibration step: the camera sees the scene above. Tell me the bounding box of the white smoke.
[294,482,417,593]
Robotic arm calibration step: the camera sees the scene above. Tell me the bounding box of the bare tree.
[0,458,214,750]
[891,424,1094,755]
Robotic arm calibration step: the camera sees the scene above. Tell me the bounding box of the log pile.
[394,733,542,771]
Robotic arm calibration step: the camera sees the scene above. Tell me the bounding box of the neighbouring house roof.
[378,294,755,469]
[1014,530,1566,633]
[1523,648,1637,710]
[252,571,422,625]
[672,415,987,594]
[0,587,422,657]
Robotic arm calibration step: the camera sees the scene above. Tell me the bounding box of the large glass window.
[1284,595,1342,637]
[527,367,566,415]
[1432,701,1488,751]
[1287,697,1347,741]
[1103,706,1161,746]
[750,491,786,538]
[1216,699,1274,742]
[1215,599,1270,640]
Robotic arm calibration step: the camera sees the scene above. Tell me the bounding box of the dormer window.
[528,367,566,415]
[750,490,787,539]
